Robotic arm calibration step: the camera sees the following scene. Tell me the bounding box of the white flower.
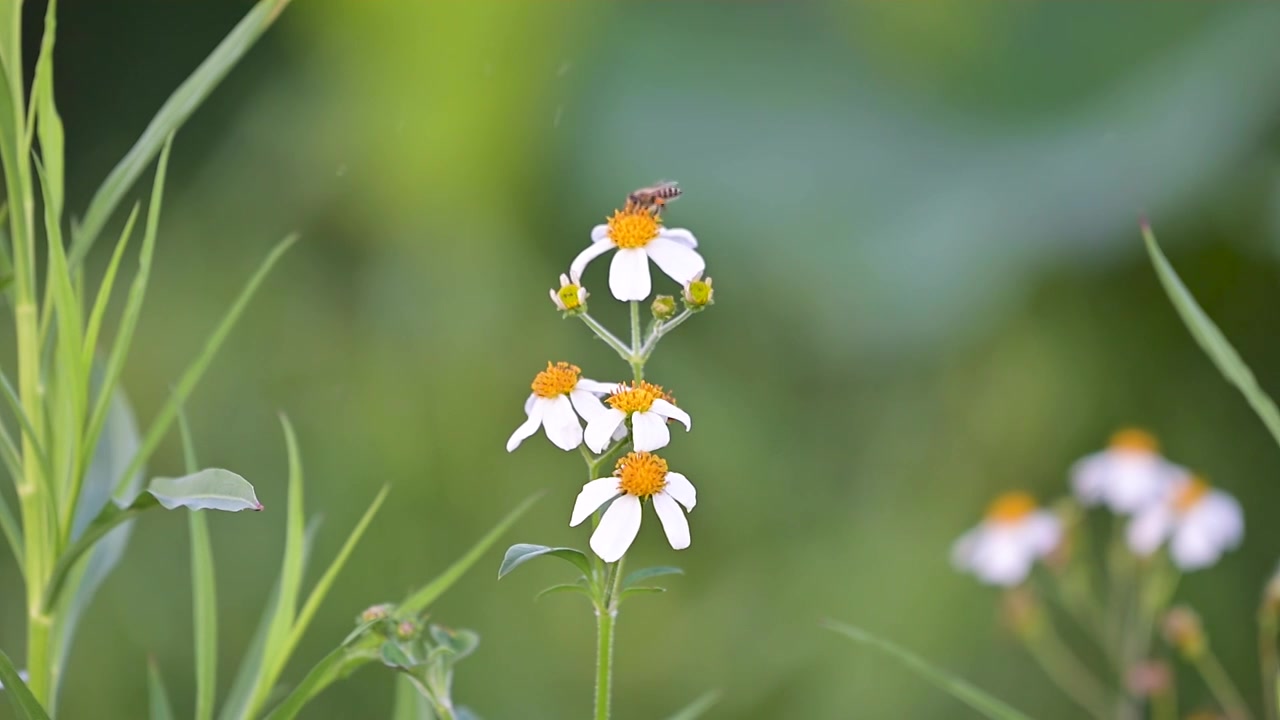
[1128,475,1243,571]
[506,362,613,452]
[569,203,705,302]
[1071,428,1185,514]
[584,380,691,453]
[570,451,695,562]
[951,492,1062,587]
[550,273,588,312]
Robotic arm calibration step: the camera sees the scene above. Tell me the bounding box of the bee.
[627,181,682,214]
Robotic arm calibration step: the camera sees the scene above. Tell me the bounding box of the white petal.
[541,395,583,451]
[609,248,651,301]
[590,495,642,562]
[505,398,544,452]
[576,378,621,395]
[550,288,565,309]
[1127,505,1173,557]
[1106,455,1176,514]
[570,240,615,284]
[1018,512,1062,556]
[1069,453,1108,506]
[571,478,621,527]
[650,398,691,431]
[1184,491,1244,551]
[662,472,696,510]
[524,393,537,414]
[569,389,607,422]
[660,227,698,248]
[1171,523,1224,571]
[653,492,690,550]
[584,408,627,453]
[968,526,1036,586]
[631,411,671,452]
[644,236,705,285]
[591,224,611,243]
[950,527,981,571]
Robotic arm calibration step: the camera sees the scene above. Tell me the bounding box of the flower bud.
[651,294,677,321]
[358,603,393,624]
[551,273,588,315]
[1162,605,1206,659]
[682,273,713,310]
[395,619,419,640]
[1126,660,1172,698]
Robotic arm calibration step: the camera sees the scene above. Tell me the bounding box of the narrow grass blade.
[0,648,50,720]
[30,0,63,219]
[43,494,159,610]
[1143,222,1280,449]
[823,621,1034,720]
[391,673,434,720]
[70,0,293,267]
[146,657,176,720]
[81,202,140,373]
[259,641,378,720]
[664,690,721,720]
[180,412,218,720]
[0,366,50,478]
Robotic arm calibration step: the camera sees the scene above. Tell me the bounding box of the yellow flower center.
[557,284,582,310]
[1110,428,1158,454]
[615,451,668,498]
[607,203,661,249]
[685,277,714,307]
[606,380,670,415]
[985,492,1038,524]
[531,361,580,398]
[1173,477,1210,513]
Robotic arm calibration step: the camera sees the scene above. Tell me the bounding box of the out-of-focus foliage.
[3,2,1280,718]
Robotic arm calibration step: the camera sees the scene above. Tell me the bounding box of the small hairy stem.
[578,313,631,362]
[640,308,694,360]
[1196,649,1254,720]
[1021,621,1114,720]
[628,302,643,382]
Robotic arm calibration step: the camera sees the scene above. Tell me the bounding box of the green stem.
[594,601,615,720]
[1153,686,1178,720]
[628,302,643,382]
[639,308,694,360]
[1022,622,1114,720]
[1195,649,1255,720]
[578,313,631,362]
[1260,604,1279,720]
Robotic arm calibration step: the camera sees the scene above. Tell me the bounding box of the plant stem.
[578,313,631,362]
[640,308,694,360]
[1022,621,1114,720]
[594,598,616,720]
[1260,603,1279,720]
[628,302,643,382]
[1195,649,1255,720]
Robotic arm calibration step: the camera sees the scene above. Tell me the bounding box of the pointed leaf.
[0,649,49,720]
[824,621,1034,720]
[380,641,416,669]
[147,469,262,512]
[497,543,591,579]
[535,583,591,602]
[428,625,479,663]
[664,690,721,720]
[619,586,667,600]
[623,565,683,588]
[147,658,175,720]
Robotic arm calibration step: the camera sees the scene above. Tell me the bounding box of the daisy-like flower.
[506,362,614,452]
[584,380,691,453]
[569,202,705,302]
[682,273,714,309]
[1128,475,1243,571]
[951,492,1062,587]
[570,451,696,562]
[550,273,588,313]
[1071,428,1185,514]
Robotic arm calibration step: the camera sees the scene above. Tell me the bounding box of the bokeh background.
[4,1,1280,718]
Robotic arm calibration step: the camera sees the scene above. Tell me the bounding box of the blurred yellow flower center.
[616,451,668,498]
[531,361,580,398]
[985,492,1037,524]
[608,204,661,249]
[557,284,583,310]
[1110,428,1159,454]
[1173,477,1210,513]
[607,380,667,414]
[686,277,714,306]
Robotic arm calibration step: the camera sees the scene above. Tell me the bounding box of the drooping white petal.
[660,227,698,249]
[653,492,690,550]
[1019,512,1062,556]
[968,526,1036,586]
[631,411,671,452]
[584,408,627,453]
[591,224,611,243]
[662,472,696,510]
[644,236,705,285]
[505,397,545,452]
[950,528,980,571]
[590,494,642,562]
[571,478,621,527]
[569,389,607,422]
[609,248,651,301]
[1170,522,1223,571]
[1195,491,1244,548]
[650,398,691,431]
[576,378,621,395]
[541,395,584,451]
[550,288,565,310]
[1127,505,1173,557]
[570,240,615,284]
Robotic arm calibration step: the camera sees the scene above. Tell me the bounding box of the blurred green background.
[6,1,1280,717]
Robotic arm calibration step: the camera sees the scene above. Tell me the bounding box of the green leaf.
[147,469,262,512]
[1143,222,1280,449]
[623,565,683,588]
[391,674,435,720]
[823,621,1034,720]
[535,582,591,602]
[497,543,591,579]
[81,202,140,374]
[619,586,666,599]
[69,0,294,268]
[44,492,159,611]
[31,0,63,211]
[664,690,721,720]
[259,641,380,720]
[146,658,175,720]
[179,412,218,720]
[428,625,479,663]
[0,649,50,719]
[380,641,416,669]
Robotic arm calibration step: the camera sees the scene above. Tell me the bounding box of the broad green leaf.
[535,582,591,602]
[70,0,294,268]
[392,674,435,720]
[824,621,1034,720]
[0,648,50,720]
[147,469,261,512]
[113,234,297,499]
[147,658,176,720]
[623,565,683,588]
[664,690,721,720]
[497,543,591,579]
[180,412,218,720]
[1143,223,1280,449]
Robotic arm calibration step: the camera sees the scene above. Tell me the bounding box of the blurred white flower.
[506,362,613,452]
[569,203,704,302]
[584,380,691,453]
[1071,428,1184,514]
[952,492,1062,587]
[570,451,696,562]
[550,273,588,312]
[1128,475,1243,571]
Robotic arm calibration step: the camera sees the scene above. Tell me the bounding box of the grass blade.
[147,657,176,720]
[179,412,218,720]
[1143,222,1280,449]
[112,233,297,500]
[391,673,434,720]
[823,621,1034,720]
[0,365,50,479]
[0,648,50,719]
[30,0,63,215]
[69,0,293,268]
[81,202,140,373]
[664,690,721,720]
